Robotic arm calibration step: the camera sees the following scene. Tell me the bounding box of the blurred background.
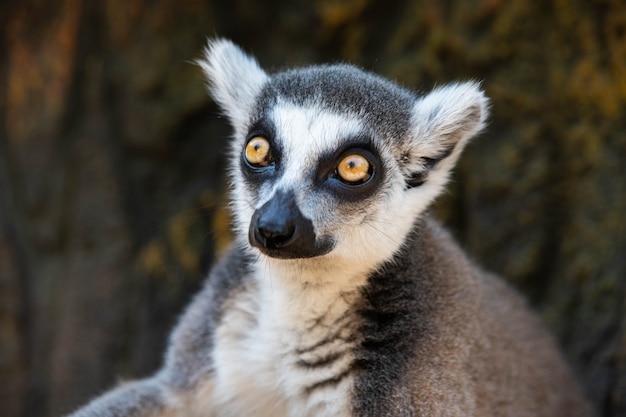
[0,0,624,416]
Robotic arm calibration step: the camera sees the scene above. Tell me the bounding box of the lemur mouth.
[248,190,334,259]
[251,241,334,260]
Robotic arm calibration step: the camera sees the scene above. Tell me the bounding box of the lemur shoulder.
[68,39,593,417]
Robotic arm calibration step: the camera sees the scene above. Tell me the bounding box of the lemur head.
[199,39,488,274]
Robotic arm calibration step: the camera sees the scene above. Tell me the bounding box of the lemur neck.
[251,254,373,324]
[262,254,374,290]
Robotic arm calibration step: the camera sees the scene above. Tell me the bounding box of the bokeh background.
[1,0,625,416]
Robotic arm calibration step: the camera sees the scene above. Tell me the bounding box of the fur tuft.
[410,81,489,162]
[196,39,268,132]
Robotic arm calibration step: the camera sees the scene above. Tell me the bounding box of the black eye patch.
[315,139,384,202]
[240,119,282,187]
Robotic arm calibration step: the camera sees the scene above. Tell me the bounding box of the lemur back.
[68,39,593,417]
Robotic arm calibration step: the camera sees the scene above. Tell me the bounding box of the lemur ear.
[404,82,489,188]
[197,39,268,131]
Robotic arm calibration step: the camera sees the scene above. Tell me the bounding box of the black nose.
[249,190,332,259]
[254,217,296,249]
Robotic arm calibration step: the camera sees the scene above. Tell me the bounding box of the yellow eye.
[337,154,371,184]
[244,136,271,167]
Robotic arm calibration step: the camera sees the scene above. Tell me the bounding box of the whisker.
[362,222,403,248]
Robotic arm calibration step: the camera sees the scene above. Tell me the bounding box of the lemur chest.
[210,277,362,417]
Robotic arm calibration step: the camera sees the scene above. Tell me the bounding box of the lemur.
[68,39,593,417]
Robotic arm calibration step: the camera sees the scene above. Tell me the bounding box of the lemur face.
[199,40,488,267]
[239,103,390,259]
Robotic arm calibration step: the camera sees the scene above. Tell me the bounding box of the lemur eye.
[336,154,372,184]
[244,136,271,167]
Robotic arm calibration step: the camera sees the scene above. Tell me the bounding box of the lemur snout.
[255,220,295,247]
[249,190,320,259]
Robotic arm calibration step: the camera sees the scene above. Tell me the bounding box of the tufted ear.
[403,82,489,188]
[197,39,268,131]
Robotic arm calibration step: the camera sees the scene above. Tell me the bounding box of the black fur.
[353,218,437,416]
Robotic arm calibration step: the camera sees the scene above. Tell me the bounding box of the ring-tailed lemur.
[68,39,593,417]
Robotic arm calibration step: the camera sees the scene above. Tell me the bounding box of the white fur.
[209,266,357,417]
[197,39,268,134]
[408,81,488,174]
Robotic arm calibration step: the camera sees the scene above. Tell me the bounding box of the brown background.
[0,1,624,416]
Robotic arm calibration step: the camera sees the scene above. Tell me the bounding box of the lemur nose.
[256,219,296,248]
[249,190,324,259]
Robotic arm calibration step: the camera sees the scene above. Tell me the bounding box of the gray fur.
[352,217,591,416]
[67,39,593,417]
[256,64,416,140]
